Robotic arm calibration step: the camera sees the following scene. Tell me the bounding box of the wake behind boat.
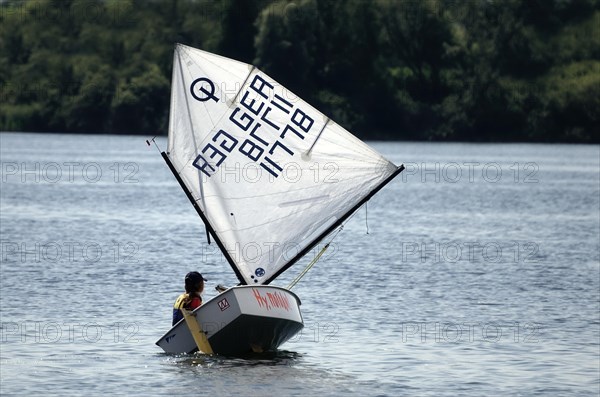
[154,44,403,355]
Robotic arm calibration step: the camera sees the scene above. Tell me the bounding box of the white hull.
[156,285,303,355]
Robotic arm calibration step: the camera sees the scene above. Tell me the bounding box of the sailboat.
[155,44,404,355]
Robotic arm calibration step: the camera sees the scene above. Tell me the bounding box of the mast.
[161,151,247,285]
[263,164,405,285]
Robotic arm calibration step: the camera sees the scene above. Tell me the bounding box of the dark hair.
[184,271,205,294]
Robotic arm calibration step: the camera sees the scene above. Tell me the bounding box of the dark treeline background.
[1,0,598,142]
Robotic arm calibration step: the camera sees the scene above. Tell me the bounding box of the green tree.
[63,66,115,132]
[254,0,319,96]
[111,64,170,134]
[217,0,264,62]
[0,0,598,141]
[378,0,455,138]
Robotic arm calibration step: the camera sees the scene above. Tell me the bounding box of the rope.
[287,226,344,290]
[365,202,369,234]
[287,243,330,290]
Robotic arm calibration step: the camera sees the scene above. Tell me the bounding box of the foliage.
[0,0,598,141]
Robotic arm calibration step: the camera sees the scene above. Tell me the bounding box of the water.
[1,132,598,396]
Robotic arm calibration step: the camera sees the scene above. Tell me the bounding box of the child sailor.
[172,271,206,325]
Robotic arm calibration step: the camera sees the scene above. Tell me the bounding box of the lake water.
[1,132,598,396]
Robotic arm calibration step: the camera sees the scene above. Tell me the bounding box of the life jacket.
[172,293,202,325]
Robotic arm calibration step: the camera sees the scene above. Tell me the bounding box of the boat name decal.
[192,74,315,179]
[252,288,291,312]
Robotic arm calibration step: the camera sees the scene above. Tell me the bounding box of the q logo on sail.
[190,77,219,102]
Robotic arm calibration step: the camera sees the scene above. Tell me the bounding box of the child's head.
[184,271,206,294]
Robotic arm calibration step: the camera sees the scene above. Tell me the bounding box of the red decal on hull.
[253,288,271,310]
[252,289,291,312]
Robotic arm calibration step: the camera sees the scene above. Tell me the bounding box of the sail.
[166,44,401,285]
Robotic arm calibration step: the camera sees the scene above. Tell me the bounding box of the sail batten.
[305,117,330,157]
[167,44,402,285]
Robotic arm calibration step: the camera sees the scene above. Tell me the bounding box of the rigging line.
[287,194,376,289]
[287,225,345,290]
[146,136,161,152]
[286,244,328,290]
[365,202,369,234]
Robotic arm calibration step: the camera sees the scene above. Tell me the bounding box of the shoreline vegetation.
[0,130,598,145]
[1,0,598,143]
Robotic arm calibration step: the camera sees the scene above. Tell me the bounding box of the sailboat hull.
[156,286,303,355]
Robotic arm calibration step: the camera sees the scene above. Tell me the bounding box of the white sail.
[166,44,400,285]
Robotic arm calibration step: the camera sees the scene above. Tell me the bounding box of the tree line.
[1,0,598,142]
